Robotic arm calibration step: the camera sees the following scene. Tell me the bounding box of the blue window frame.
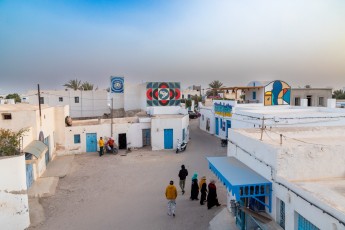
[74,134,81,144]
[253,91,256,100]
[298,213,319,230]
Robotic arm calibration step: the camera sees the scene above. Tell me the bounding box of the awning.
[23,140,48,159]
[207,156,272,212]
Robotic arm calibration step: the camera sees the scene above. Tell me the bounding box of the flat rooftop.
[0,104,50,112]
[294,178,345,218]
[152,114,186,119]
[232,126,345,147]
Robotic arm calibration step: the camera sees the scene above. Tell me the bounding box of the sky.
[1,0,345,94]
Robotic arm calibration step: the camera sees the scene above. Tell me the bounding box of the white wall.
[0,154,30,230]
[151,115,188,150]
[199,107,215,134]
[124,83,144,111]
[147,106,182,115]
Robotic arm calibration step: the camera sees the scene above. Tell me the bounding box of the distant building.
[291,87,332,107]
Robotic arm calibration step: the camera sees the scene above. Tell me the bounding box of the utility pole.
[111,98,114,137]
[260,116,265,141]
[38,84,42,126]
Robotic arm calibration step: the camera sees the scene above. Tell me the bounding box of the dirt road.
[32,119,227,230]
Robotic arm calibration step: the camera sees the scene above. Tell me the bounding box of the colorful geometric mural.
[110,76,124,93]
[264,80,291,106]
[146,82,181,106]
[214,102,233,117]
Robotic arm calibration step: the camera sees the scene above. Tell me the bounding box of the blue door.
[25,163,33,189]
[215,118,219,135]
[44,136,50,166]
[226,120,231,138]
[164,129,173,149]
[86,133,97,152]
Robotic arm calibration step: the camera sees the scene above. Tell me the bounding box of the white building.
[208,126,345,230]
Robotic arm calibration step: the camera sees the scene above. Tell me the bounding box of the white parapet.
[0,154,30,230]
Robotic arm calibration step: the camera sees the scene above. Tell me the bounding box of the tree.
[332,89,345,99]
[0,128,28,157]
[5,93,21,103]
[206,80,223,97]
[81,82,94,91]
[63,79,82,90]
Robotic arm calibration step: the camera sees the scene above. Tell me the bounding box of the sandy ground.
[30,119,227,230]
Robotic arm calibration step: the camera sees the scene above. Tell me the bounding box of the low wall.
[0,154,30,230]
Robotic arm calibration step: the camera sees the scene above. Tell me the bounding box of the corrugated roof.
[23,140,48,159]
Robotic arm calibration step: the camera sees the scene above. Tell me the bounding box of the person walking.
[190,173,199,200]
[165,180,177,217]
[199,176,207,205]
[98,137,104,157]
[207,179,221,209]
[178,165,188,194]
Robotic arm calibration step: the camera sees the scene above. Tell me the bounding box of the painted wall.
[58,118,151,155]
[151,115,189,151]
[199,106,215,135]
[146,82,181,107]
[0,154,30,230]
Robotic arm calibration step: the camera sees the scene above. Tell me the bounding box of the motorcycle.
[176,139,187,153]
[221,139,227,147]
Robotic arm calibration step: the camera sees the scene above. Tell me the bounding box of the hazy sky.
[1,0,345,94]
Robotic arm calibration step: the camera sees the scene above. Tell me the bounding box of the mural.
[110,76,124,93]
[214,102,233,117]
[264,80,291,106]
[146,82,181,106]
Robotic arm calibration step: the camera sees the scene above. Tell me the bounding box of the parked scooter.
[176,139,187,153]
[221,139,227,147]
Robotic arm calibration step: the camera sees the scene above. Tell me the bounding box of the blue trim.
[208,157,272,212]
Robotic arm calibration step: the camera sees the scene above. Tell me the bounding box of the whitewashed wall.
[124,83,144,111]
[0,154,30,230]
[199,107,215,135]
[147,106,182,115]
[151,115,188,151]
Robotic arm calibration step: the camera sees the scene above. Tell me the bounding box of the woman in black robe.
[207,179,221,209]
[199,176,207,205]
[190,173,199,200]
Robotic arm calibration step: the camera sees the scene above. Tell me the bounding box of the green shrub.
[0,128,28,157]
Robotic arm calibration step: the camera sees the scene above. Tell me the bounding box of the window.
[297,213,319,230]
[39,97,44,104]
[2,113,12,120]
[295,97,301,106]
[252,91,256,100]
[182,95,184,99]
[59,97,63,102]
[318,97,324,106]
[202,115,204,120]
[75,97,79,103]
[74,134,81,144]
[279,200,285,229]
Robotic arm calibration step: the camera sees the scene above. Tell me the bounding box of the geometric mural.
[146,82,181,106]
[110,76,124,93]
[214,102,233,117]
[264,80,291,106]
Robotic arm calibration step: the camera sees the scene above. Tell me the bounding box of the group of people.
[165,164,221,217]
[98,136,117,157]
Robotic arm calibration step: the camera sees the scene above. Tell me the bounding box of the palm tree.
[63,79,82,90]
[206,80,223,97]
[332,89,345,99]
[81,82,94,91]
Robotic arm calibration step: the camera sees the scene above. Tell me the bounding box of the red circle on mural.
[153,89,159,100]
[146,88,153,100]
[175,89,181,99]
[159,100,169,106]
[159,82,169,89]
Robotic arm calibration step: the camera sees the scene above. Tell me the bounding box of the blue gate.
[215,118,219,135]
[142,129,151,146]
[26,163,33,189]
[226,120,231,138]
[298,214,319,230]
[164,129,173,149]
[86,133,97,152]
[44,136,50,166]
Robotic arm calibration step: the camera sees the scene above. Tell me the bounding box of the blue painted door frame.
[215,117,219,135]
[164,129,173,149]
[226,120,231,138]
[86,133,97,152]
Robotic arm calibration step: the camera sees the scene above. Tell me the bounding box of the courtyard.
[29,119,228,230]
